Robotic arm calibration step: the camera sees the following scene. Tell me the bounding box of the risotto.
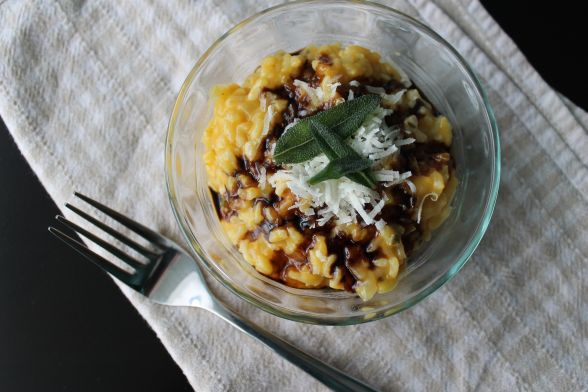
[203,44,457,301]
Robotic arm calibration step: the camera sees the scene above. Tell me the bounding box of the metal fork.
[48,192,377,392]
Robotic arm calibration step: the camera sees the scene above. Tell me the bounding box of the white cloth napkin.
[1,0,586,390]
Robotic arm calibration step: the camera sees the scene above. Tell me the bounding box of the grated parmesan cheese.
[261,104,275,137]
[348,89,354,101]
[259,93,267,112]
[293,78,341,108]
[416,193,439,223]
[375,219,386,232]
[366,86,386,94]
[395,137,416,146]
[382,89,406,105]
[406,179,416,194]
[258,166,267,188]
[366,86,406,106]
[368,198,387,220]
[374,170,403,182]
[382,171,413,187]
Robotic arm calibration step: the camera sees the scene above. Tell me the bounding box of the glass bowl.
[165,0,500,325]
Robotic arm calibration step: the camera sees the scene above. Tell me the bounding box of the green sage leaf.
[273,94,381,164]
[307,157,373,185]
[309,120,376,188]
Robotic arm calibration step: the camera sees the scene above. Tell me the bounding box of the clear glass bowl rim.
[165,0,501,325]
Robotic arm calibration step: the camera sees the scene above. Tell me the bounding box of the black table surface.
[1,3,585,391]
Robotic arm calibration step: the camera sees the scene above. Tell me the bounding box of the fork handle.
[208,302,378,392]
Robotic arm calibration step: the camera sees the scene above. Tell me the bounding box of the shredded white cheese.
[366,86,406,106]
[374,170,403,182]
[406,179,416,194]
[368,198,387,220]
[259,93,267,112]
[382,171,413,187]
[258,166,267,188]
[416,193,439,223]
[261,105,275,137]
[395,137,416,146]
[382,89,406,105]
[293,78,341,108]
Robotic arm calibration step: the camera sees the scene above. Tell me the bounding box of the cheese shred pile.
[269,80,414,230]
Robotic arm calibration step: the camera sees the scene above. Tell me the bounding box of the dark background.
[0,3,585,391]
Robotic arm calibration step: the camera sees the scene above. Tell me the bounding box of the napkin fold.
[1,0,585,390]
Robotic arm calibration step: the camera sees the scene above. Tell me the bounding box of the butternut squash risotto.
[203,44,457,301]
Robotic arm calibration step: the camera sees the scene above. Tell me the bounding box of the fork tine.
[48,227,136,286]
[56,215,145,270]
[74,192,167,248]
[65,203,159,259]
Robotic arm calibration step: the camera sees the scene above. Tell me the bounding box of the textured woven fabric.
[1,0,586,390]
